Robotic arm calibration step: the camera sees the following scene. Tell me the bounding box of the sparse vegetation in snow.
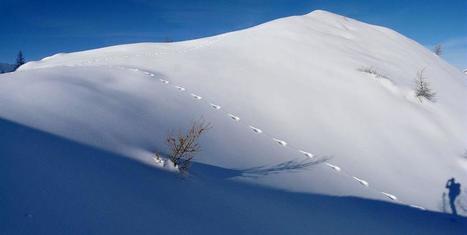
[166,119,212,175]
[414,68,436,102]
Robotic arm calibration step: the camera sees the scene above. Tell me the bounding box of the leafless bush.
[166,119,212,175]
[433,44,443,56]
[357,66,389,79]
[414,68,436,102]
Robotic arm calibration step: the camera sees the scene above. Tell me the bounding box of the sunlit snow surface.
[1,10,466,228]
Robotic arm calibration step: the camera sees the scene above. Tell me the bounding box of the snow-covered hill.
[1,10,466,233]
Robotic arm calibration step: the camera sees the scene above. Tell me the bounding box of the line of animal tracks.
[57,37,426,211]
[117,65,426,211]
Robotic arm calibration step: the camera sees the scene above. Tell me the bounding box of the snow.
[210,103,221,110]
[299,150,314,158]
[272,138,288,147]
[175,86,186,91]
[353,176,369,187]
[190,93,202,100]
[249,125,263,133]
[382,192,398,201]
[1,9,466,234]
[326,163,342,172]
[228,113,241,121]
[1,118,465,234]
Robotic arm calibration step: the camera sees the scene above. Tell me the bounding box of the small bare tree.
[414,68,436,102]
[166,119,212,175]
[433,44,443,56]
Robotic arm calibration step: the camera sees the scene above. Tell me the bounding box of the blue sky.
[1,0,466,69]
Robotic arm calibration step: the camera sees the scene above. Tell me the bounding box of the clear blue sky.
[1,0,466,69]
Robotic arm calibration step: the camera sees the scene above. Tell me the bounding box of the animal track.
[381,192,397,201]
[159,79,169,84]
[409,204,425,210]
[299,150,314,158]
[273,138,287,147]
[175,86,186,91]
[210,104,221,110]
[249,126,262,133]
[228,114,240,121]
[326,163,341,171]
[191,94,202,100]
[352,176,369,187]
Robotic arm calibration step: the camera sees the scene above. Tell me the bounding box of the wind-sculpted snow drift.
[1,10,466,233]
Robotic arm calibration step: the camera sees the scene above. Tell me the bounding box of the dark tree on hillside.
[14,50,26,71]
[433,44,442,56]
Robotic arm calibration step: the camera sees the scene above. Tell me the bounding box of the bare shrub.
[166,119,212,175]
[357,66,389,79]
[414,68,436,102]
[433,44,443,56]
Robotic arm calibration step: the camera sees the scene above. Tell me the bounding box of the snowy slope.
[1,118,466,235]
[1,9,466,222]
